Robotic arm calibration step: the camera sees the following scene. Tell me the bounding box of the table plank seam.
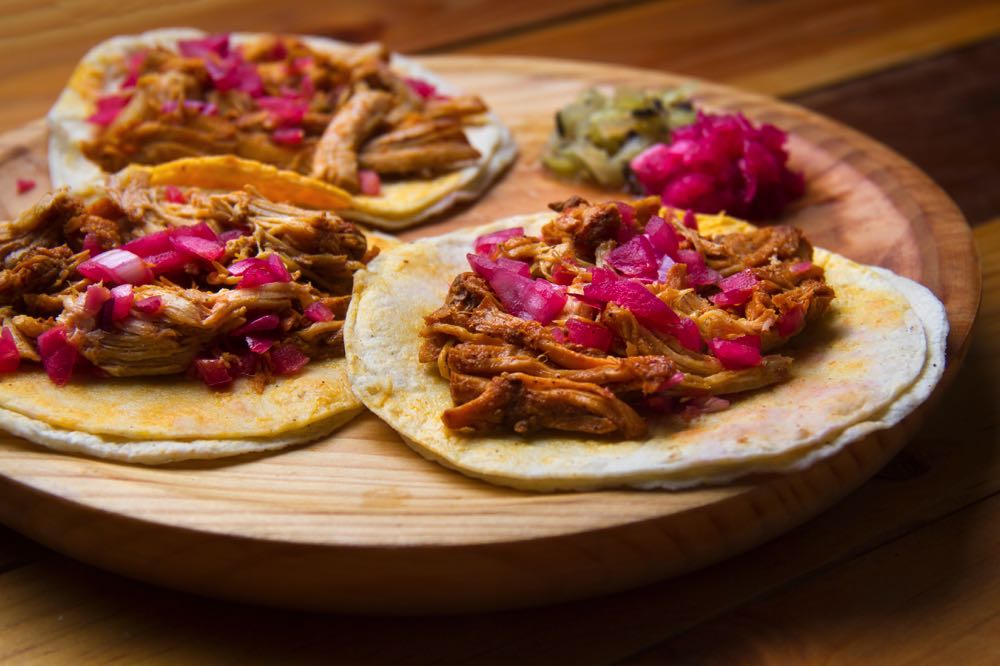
[417,0,646,55]
[616,483,1000,663]
[786,33,1000,100]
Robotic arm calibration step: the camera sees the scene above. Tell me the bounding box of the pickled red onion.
[0,327,20,373]
[78,248,153,285]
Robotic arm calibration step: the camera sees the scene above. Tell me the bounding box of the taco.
[0,166,390,463]
[46,28,516,229]
[345,197,947,490]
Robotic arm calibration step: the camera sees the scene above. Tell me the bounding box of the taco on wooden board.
[345,197,947,490]
[47,28,516,230]
[0,164,394,463]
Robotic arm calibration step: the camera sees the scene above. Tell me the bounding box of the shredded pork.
[0,184,372,383]
[82,36,487,194]
[420,198,835,439]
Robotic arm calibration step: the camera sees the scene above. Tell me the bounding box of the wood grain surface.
[0,56,978,613]
[792,37,1000,226]
[455,0,1000,97]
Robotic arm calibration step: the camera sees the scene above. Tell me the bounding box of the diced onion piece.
[358,169,381,196]
[246,335,275,354]
[711,270,759,307]
[163,185,187,204]
[656,255,676,283]
[83,284,112,316]
[682,395,732,420]
[615,202,636,228]
[474,227,524,256]
[304,302,334,322]
[675,249,720,286]
[0,327,20,373]
[791,261,814,275]
[82,233,104,256]
[496,257,531,278]
[710,290,749,307]
[270,344,309,375]
[467,253,499,280]
[37,326,77,386]
[237,265,279,288]
[178,34,230,59]
[644,215,679,259]
[134,296,162,315]
[205,54,263,96]
[674,317,703,352]
[272,127,304,145]
[256,95,308,127]
[122,230,173,257]
[182,99,217,116]
[583,268,680,333]
[233,255,290,288]
[194,358,232,389]
[777,306,805,337]
[227,257,264,276]
[607,235,657,280]
[78,248,153,285]
[169,234,225,262]
[565,318,612,352]
[87,94,131,126]
[174,221,219,242]
[266,254,291,282]
[682,210,698,230]
[109,284,133,322]
[551,327,567,343]
[471,254,566,325]
[404,77,437,99]
[708,335,762,369]
[233,314,280,335]
[146,250,190,276]
[490,269,567,325]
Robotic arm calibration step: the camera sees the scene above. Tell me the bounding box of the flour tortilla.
[46,28,517,230]
[344,213,948,490]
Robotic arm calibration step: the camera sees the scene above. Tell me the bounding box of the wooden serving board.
[0,57,979,614]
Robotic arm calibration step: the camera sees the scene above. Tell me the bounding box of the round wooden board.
[0,56,979,614]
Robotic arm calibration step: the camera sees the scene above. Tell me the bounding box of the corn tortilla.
[344,213,948,490]
[46,28,517,230]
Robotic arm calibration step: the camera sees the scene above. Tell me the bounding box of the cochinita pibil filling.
[82,33,487,194]
[419,197,835,439]
[0,177,375,388]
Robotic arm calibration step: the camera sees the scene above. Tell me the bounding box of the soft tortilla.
[0,360,362,464]
[46,28,517,230]
[344,213,948,490]
[0,184,398,464]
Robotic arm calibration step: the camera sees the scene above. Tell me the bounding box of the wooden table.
[2,1,998,662]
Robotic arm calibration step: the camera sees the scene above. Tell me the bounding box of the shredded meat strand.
[0,185,371,384]
[421,198,834,439]
[82,36,488,194]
